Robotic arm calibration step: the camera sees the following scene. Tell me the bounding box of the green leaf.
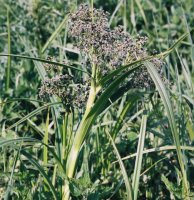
[21,150,59,200]
[0,53,87,73]
[132,111,147,200]
[6,102,61,131]
[111,94,140,140]
[0,137,66,176]
[41,15,69,53]
[161,174,183,199]
[106,131,133,200]
[0,137,37,147]
[5,9,11,91]
[145,61,189,194]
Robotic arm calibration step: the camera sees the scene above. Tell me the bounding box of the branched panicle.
[39,5,165,110]
[69,4,164,87]
[39,57,89,112]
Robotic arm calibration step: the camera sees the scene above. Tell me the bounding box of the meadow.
[0,0,194,199]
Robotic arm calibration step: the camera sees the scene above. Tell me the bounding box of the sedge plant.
[0,3,192,200]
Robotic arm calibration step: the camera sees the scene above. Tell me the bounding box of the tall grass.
[0,1,194,199]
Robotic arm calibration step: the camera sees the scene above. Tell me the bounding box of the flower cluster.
[69,4,164,88]
[39,58,89,112]
[39,5,165,111]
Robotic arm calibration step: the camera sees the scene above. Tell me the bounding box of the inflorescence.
[39,4,165,111]
[39,57,89,112]
[69,4,164,86]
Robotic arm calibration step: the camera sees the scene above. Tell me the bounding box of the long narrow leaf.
[106,131,133,200]
[43,109,50,166]
[6,102,61,131]
[0,137,66,175]
[113,145,194,162]
[21,150,58,200]
[144,61,189,193]
[132,112,147,200]
[112,95,140,139]
[0,137,38,147]
[0,53,87,73]
[5,9,11,91]
[41,15,69,53]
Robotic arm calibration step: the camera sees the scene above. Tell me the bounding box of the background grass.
[0,0,194,199]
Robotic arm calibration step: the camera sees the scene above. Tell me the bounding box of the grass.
[0,0,194,199]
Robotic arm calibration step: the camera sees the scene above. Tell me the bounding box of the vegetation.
[0,0,194,199]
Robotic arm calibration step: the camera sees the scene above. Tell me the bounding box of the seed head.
[69,4,164,88]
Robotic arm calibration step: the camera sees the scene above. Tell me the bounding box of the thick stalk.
[64,3,96,194]
[64,62,97,199]
[66,82,96,178]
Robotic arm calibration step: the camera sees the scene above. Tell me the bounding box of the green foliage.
[0,0,194,199]
[162,173,184,199]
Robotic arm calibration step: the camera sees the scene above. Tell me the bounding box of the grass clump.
[0,1,194,200]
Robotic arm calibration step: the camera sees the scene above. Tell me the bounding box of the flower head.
[69,4,164,88]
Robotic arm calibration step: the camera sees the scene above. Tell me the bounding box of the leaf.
[5,8,11,91]
[21,150,59,200]
[114,145,194,162]
[144,61,189,193]
[111,94,140,140]
[161,174,183,199]
[105,131,133,200]
[135,0,148,27]
[0,137,37,147]
[41,15,69,53]
[132,111,147,200]
[0,137,66,175]
[69,174,91,197]
[6,102,61,131]
[186,120,194,141]
[0,53,87,73]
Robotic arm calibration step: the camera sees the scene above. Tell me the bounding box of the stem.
[66,77,96,178]
[63,85,96,200]
[6,9,11,91]
[64,3,96,196]
[62,112,68,162]
[64,62,97,199]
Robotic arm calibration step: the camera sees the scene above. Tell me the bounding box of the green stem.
[63,85,96,200]
[62,112,68,162]
[66,77,96,178]
[6,9,11,91]
[64,60,97,199]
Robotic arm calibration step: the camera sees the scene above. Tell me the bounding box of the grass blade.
[135,0,148,27]
[0,137,66,175]
[41,15,69,53]
[106,130,133,200]
[109,0,124,26]
[0,137,37,147]
[144,61,189,195]
[0,98,44,106]
[0,53,87,74]
[4,148,21,200]
[21,150,59,200]
[43,108,50,167]
[132,111,147,200]
[5,9,11,91]
[113,145,194,162]
[111,95,140,140]
[5,102,61,131]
